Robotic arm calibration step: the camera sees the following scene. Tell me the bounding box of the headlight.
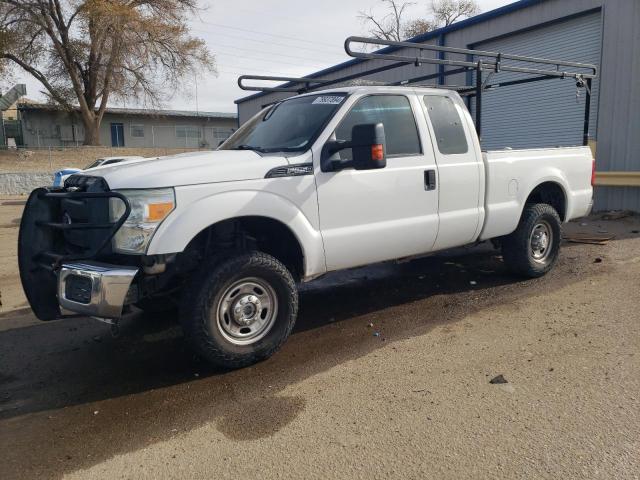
[109,188,175,254]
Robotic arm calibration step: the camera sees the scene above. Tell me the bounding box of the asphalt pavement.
[0,203,639,479]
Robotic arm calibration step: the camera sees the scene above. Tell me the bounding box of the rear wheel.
[502,203,562,278]
[180,251,298,369]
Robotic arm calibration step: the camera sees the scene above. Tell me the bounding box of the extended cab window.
[335,95,421,159]
[423,95,468,155]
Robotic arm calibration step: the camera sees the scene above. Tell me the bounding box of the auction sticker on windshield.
[312,96,345,105]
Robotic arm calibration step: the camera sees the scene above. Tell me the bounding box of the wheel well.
[187,216,304,281]
[525,182,566,221]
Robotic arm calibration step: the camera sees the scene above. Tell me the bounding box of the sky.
[12,0,515,114]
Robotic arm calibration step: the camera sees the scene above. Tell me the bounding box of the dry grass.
[0,147,207,173]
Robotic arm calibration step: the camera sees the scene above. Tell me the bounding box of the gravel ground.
[0,197,639,480]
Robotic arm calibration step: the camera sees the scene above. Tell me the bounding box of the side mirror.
[321,123,387,172]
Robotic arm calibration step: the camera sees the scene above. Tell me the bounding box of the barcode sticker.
[312,96,344,105]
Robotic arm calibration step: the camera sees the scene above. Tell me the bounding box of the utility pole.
[195,74,199,116]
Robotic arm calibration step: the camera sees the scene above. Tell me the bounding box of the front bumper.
[58,262,138,318]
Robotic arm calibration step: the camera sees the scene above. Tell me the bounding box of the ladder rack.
[238,36,597,146]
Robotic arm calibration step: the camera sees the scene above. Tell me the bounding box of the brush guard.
[18,184,131,320]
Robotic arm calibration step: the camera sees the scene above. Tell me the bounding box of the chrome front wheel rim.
[530,221,553,263]
[215,277,278,346]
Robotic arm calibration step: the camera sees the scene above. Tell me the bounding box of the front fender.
[147,189,327,278]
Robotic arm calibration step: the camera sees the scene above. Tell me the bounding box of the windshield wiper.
[232,144,266,152]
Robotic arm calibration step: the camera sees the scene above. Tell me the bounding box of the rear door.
[420,93,483,249]
[314,93,439,271]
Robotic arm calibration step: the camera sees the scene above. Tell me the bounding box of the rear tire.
[180,251,298,369]
[502,203,562,278]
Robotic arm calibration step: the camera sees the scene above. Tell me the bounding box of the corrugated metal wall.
[236,0,640,211]
[470,11,601,150]
[592,0,640,211]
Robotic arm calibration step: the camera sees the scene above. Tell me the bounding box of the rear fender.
[480,167,571,241]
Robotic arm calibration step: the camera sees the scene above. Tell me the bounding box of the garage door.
[470,11,601,150]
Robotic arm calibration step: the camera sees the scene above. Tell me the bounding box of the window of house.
[422,95,468,155]
[130,124,145,138]
[207,127,235,147]
[176,126,201,139]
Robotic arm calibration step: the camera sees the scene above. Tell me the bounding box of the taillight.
[591,159,596,186]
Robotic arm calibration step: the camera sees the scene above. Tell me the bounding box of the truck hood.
[81,150,290,189]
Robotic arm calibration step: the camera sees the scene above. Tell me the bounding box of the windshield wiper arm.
[232,144,266,152]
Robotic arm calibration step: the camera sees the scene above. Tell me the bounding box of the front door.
[110,123,125,147]
[315,94,439,271]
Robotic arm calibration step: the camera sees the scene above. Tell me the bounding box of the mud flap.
[18,188,62,320]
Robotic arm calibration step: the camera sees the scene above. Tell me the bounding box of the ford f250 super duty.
[18,37,597,369]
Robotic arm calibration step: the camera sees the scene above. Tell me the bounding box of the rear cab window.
[422,95,468,155]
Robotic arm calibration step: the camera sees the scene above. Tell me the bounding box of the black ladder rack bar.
[583,77,593,147]
[237,35,597,146]
[238,75,332,92]
[240,64,472,96]
[344,36,597,79]
[238,59,415,94]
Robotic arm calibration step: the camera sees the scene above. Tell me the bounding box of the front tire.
[502,203,562,278]
[180,251,298,369]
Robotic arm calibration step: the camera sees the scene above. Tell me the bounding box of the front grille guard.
[34,189,131,270]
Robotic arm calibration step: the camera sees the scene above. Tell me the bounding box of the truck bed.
[479,146,594,241]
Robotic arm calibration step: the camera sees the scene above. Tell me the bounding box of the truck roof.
[294,85,455,98]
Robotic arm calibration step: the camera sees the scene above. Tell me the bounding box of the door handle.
[424,170,437,191]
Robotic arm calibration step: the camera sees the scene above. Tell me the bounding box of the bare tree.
[403,18,439,38]
[0,0,214,145]
[360,0,480,41]
[358,0,415,42]
[430,0,480,26]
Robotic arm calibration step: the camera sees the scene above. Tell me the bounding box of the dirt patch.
[216,395,306,441]
[0,196,27,313]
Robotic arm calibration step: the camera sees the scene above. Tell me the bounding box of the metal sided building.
[17,104,237,149]
[235,0,640,211]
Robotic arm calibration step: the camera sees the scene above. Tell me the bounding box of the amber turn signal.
[371,144,384,161]
[147,202,174,222]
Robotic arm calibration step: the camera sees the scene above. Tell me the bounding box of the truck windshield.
[221,93,347,153]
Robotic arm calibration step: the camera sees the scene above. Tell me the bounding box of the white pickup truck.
[19,85,594,369]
